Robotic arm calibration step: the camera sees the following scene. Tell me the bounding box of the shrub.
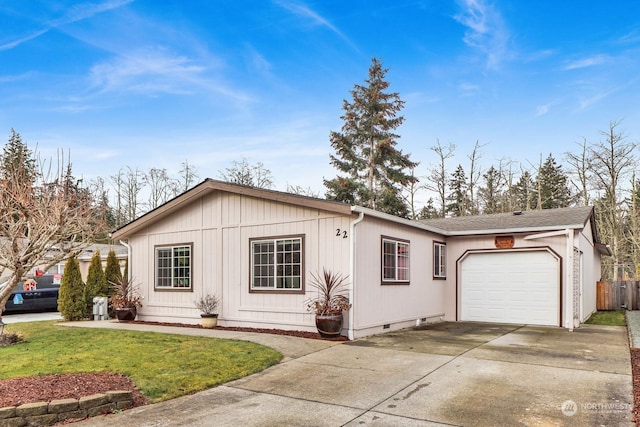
[305,269,351,315]
[58,255,86,321]
[84,250,107,317]
[104,249,121,297]
[194,294,219,315]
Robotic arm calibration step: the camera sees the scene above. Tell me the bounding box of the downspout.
[119,240,131,281]
[565,229,574,331]
[349,210,365,341]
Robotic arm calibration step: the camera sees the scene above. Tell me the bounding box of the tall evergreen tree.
[1,129,38,187]
[446,165,470,217]
[418,198,439,219]
[478,166,503,214]
[536,154,573,209]
[58,255,86,321]
[513,170,536,211]
[324,57,417,216]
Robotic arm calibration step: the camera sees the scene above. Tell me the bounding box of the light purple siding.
[351,216,447,338]
[128,191,352,331]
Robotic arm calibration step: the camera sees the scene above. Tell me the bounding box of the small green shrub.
[58,255,86,321]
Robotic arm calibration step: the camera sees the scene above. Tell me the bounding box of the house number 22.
[336,229,348,238]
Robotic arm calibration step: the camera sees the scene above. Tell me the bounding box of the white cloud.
[88,48,251,102]
[563,55,609,70]
[273,0,360,52]
[459,82,480,97]
[0,0,133,51]
[577,89,615,110]
[454,0,510,69]
[244,45,272,74]
[535,104,549,117]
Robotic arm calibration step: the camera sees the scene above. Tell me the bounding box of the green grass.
[585,310,627,326]
[1,321,282,402]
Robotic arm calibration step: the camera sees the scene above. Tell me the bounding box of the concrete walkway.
[64,321,633,427]
[627,311,640,348]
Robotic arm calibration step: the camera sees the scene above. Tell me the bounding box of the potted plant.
[194,293,219,328]
[109,275,142,322]
[306,268,351,338]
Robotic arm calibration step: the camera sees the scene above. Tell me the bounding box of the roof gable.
[112,179,352,239]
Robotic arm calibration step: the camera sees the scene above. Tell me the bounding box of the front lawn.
[1,321,282,403]
[585,310,627,326]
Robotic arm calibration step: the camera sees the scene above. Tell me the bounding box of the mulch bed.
[631,348,640,425]
[130,319,349,341]
[0,372,146,409]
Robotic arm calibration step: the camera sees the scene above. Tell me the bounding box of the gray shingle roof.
[420,206,595,235]
[78,243,128,260]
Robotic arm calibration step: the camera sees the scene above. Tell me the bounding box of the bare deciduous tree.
[565,137,591,207]
[178,160,199,193]
[219,157,274,189]
[145,167,178,210]
[0,133,100,313]
[111,167,146,226]
[400,166,426,219]
[467,140,486,215]
[588,120,637,279]
[286,184,321,198]
[425,139,455,218]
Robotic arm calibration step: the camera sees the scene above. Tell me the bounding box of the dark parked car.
[1,274,62,314]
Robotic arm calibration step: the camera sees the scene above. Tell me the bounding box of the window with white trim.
[155,244,192,289]
[251,236,303,291]
[434,242,446,279]
[382,238,410,283]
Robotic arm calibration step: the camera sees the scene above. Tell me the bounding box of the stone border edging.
[0,390,133,427]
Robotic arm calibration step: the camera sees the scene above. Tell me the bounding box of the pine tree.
[418,198,439,219]
[446,165,470,217]
[1,129,38,187]
[324,57,417,216]
[478,166,503,214]
[513,171,537,211]
[536,154,573,209]
[84,250,107,317]
[58,255,86,321]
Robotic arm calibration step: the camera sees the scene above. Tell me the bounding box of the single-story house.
[111,179,609,339]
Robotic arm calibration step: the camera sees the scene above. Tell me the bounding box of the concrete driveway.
[73,322,633,426]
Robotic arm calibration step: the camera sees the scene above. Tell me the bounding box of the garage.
[459,250,560,326]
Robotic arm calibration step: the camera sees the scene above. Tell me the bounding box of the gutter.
[348,210,365,341]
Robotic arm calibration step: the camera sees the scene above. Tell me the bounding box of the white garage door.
[460,251,560,326]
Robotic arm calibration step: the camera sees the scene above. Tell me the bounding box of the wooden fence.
[597,281,639,310]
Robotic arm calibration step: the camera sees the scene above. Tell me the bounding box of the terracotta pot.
[315,312,344,338]
[115,307,137,322]
[200,314,218,328]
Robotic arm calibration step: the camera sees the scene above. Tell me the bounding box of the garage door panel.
[460,251,559,326]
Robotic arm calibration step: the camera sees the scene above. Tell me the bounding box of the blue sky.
[1,1,639,202]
